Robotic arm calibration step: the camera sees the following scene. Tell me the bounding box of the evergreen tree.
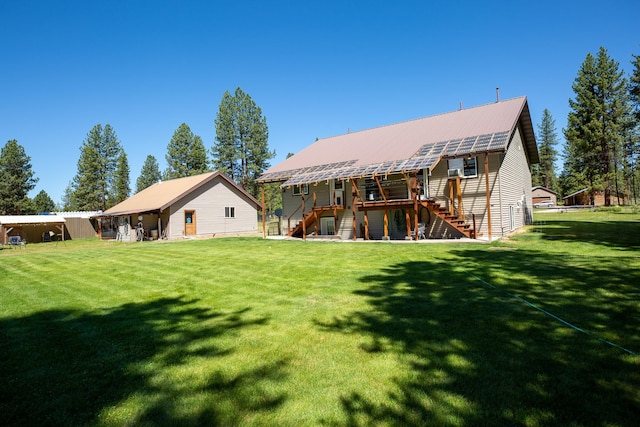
[113,150,130,204]
[563,47,631,206]
[32,189,56,213]
[628,53,640,203]
[0,139,38,214]
[165,123,209,179]
[136,155,162,193]
[68,124,123,211]
[533,109,559,191]
[212,87,274,197]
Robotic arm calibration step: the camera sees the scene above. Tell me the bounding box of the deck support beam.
[351,178,358,240]
[485,153,492,240]
[301,192,306,241]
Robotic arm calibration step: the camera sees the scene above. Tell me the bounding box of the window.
[225,206,235,218]
[448,157,477,178]
[292,184,309,195]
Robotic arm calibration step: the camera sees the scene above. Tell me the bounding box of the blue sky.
[1,1,639,205]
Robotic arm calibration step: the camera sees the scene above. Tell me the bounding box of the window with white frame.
[292,184,309,195]
[224,206,235,218]
[448,157,478,178]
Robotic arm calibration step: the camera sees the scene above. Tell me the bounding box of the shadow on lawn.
[0,296,285,426]
[534,217,640,250]
[320,249,640,426]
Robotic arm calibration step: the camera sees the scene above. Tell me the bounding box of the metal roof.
[0,215,66,225]
[101,171,260,217]
[259,96,538,186]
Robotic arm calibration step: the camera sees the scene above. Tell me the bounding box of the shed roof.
[0,215,66,225]
[259,96,538,186]
[102,171,260,217]
[532,186,558,195]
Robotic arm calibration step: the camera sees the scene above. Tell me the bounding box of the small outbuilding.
[98,171,261,241]
[0,215,67,244]
[563,188,628,207]
[532,186,557,205]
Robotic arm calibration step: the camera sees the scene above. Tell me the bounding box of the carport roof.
[0,215,66,225]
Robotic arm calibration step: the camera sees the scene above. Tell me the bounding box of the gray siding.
[494,126,533,235]
[167,176,258,238]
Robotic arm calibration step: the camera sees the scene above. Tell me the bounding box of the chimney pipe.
[496,87,500,102]
[459,101,462,110]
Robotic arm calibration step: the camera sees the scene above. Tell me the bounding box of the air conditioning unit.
[447,168,462,178]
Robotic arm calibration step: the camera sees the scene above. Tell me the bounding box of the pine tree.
[136,155,162,193]
[165,123,209,179]
[112,150,130,205]
[69,124,123,211]
[628,53,640,203]
[534,109,559,192]
[212,87,274,197]
[563,47,631,206]
[0,139,38,214]
[32,190,57,213]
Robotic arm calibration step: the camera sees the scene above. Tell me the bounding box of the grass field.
[1,209,639,426]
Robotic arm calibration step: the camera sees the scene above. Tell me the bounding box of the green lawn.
[1,209,639,426]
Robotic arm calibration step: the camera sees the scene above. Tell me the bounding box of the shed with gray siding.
[100,171,261,241]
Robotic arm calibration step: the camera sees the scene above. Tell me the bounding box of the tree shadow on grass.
[318,251,640,425]
[0,296,286,426]
[534,218,640,250]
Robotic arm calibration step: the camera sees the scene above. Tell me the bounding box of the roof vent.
[496,87,500,102]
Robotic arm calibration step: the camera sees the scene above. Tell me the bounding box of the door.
[185,210,196,235]
[320,217,336,235]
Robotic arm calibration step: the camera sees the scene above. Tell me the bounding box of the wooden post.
[412,174,419,241]
[301,192,306,241]
[352,180,358,240]
[261,184,266,238]
[374,176,387,202]
[405,209,411,239]
[449,179,455,217]
[456,176,463,218]
[383,209,389,239]
[484,153,492,239]
[364,210,369,240]
[313,192,318,236]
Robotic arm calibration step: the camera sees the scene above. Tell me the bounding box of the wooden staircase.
[420,199,476,239]
[287,206,342,238]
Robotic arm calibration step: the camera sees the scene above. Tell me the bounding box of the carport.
[0,215,66,245]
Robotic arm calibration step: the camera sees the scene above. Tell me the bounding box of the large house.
[258,96,539,240]
[99,171,261,241]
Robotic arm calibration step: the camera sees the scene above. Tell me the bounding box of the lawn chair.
[8,236,26,248]
[411,223,426,240]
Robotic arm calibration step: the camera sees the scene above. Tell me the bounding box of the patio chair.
[411,223,426,240]
[8,236,26,248]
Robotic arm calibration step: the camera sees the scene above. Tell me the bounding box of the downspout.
[497,157,504,237]
[484,154,492,240]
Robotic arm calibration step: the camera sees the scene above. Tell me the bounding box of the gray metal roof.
[259,96,538,186]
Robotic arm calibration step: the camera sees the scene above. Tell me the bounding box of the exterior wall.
[429,153,498,238]
[532,187,557,205]
[494,126,533,235]
[167,176,258,238]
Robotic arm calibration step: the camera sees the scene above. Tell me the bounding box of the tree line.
[532,46,640,206]
[0,87,281,215]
